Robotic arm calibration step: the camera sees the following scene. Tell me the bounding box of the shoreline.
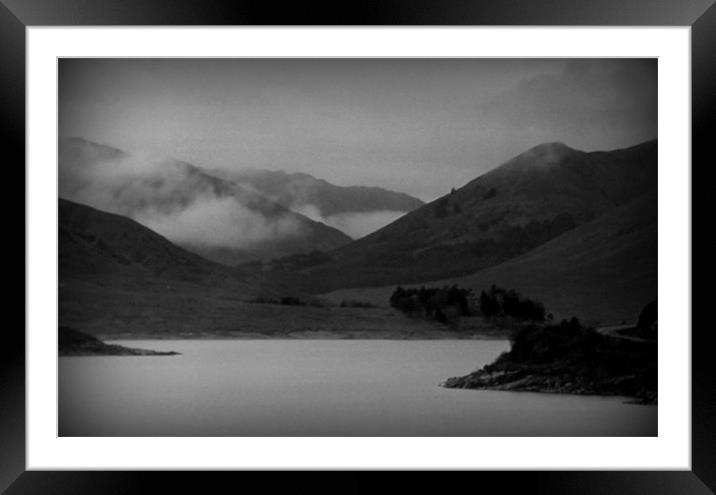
[97,332,511,341]
[59,343,181,356]
[441,321,657,405]
[441,369,657,405]
[59,326,180,356]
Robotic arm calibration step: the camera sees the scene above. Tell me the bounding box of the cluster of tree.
[497,316,656,400]
[389,285,473,324]
[339,299,376,308]
[444,311,657,403]
[479,284,546,321]
[279,296,305,306]
[247,296,327,308]
[505,317,593,363]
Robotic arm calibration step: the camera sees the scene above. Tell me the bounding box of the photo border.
[3,0,709,493]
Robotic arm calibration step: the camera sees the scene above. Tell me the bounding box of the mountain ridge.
[59,138,658,333]
[265,139,657,293]
[59,197,271,293]
[59,137,352,265]
[323,189,656,325]
[206,168,424,218]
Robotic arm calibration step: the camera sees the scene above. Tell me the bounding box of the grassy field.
[60,281,508,340]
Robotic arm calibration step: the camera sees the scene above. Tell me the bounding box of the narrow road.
[595,324,654,343]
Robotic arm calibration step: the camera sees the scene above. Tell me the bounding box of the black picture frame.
[2,0,708,493]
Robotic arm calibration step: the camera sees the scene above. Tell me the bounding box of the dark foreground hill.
[60,199,285,336]
[268,140,657,294]
[59,198,275,294]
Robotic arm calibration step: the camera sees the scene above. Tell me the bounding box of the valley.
[59,139,657,337]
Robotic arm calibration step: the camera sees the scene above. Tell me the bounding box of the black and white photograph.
[57,57,658,437]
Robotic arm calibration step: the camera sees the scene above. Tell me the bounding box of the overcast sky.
[59,58,656,201]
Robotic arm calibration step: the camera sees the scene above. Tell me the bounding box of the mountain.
[208,168,424,216]
[59,198,272,293]
[59,138,658,335]
[59,198,291,336]
[324,190,657,325]
[205,168,424,238]
[272,140,657,293]
[59,137,351,265]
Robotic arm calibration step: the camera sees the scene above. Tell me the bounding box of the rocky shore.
[442,367,657,404]
[59,326,180,356]
[442,318,657,405]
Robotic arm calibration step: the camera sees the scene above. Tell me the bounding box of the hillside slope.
[59,199,288,335]
[280,140,657,292]
[325,190,657,325]
[59,198,265,292]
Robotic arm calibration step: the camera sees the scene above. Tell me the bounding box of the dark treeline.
[247,295,376,309]
[390,283,547,325]
[248,295,327,307]
[479,284,546,321]
[339,299,376,308]
[507,317,587,361]
[390,285,473,324]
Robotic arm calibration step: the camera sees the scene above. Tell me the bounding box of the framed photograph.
[3,0,708,493]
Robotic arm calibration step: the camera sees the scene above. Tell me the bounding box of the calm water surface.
[59,340,656,436]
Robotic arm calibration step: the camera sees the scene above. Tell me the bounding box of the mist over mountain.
[58,138,658,333]
[59,137,351,264]
[58,198,301,336]
[57,136,658,331]
[271,140,657,293]
[59,198,262,292]
[205,168,424,239]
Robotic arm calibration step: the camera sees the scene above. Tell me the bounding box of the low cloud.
[134,196,301,248]
[59,138,303,249]
[60,137,410,249]
[294,204,406,239]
